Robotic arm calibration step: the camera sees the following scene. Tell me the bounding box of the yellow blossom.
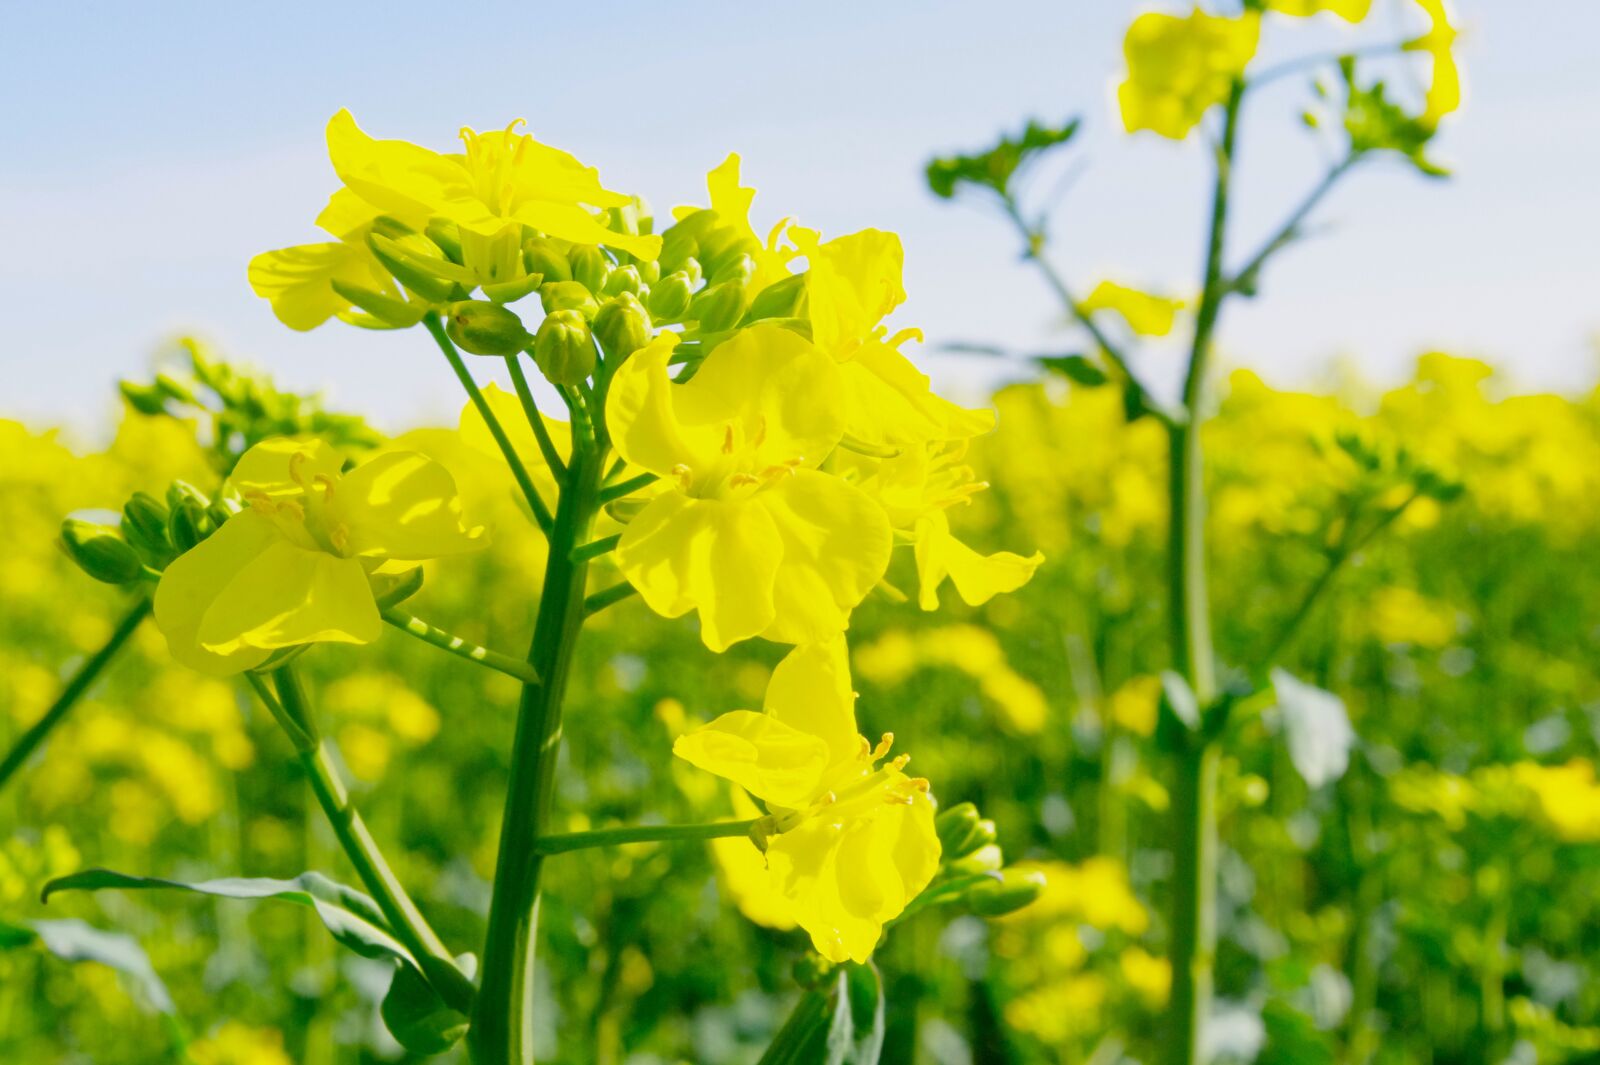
[1082,280,1186,337]
[1118,9,1260,139]
[1404,0,1462,126]
[1266,0,1371,21]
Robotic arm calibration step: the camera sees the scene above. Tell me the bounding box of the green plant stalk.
[0,597,150,794]
[535,819,759,856]
[1163,79,1243,1065]
[381,608,542,686]
[265,670,474,1012]
[470,440,603,1065]
[503,354,568,476]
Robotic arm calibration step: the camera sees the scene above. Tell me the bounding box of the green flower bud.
[524,238,572,284]
[946,841,1004,878]
[963,869,1047,917]
[592,293,652,363]
[540,281,601,320]
[121,492,173,564]
[699,228,759,282]
[533,309,597,385]
[446,300,533,356]
[935,802,982,856]
[601,264,642,298]
[636,260,661,286]
[153,372,197,406]
[648,271,694,320]
[168,496,215,553]
[424,219,465,264]
[60,519,143,584]
[688,278,749,333]
[746,271,808,322]
[568,245,610,293]
[480,272,545,305]
[367,233,464,303]
[120,381,167,416]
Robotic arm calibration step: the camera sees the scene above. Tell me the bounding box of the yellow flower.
[1404,0,1461,126]
[674,639,941,963]
[796,227,994,449]
[1265,0,1371,21]
[607,325,892,650]
[1081,280,1185,337]
[248,190,411,331]
[155,438,484,675]
[1109,675,1162,737]
[1367,586,1456,647]
[676,154,798,297]
[710,789,800,932]
[1118,9,1260,139]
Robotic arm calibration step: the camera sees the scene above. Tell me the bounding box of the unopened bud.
[964,869,1047,917]
[592,293,652,363]
[746,272,807,322]
[636,260,661,286]
[698,227,760,282]
[688,278,748,333]
[446,300,532,356]
[947,841,1004,878]
[524,238,572,284]
[568,244,610,294]
[648,271,694,320]
[61,519,143,584]
[121,492,173,563]
[935,802,982,856]
[540,281,600,320]
[168,497,215,553]
[424,219,465,264]
[533,310,597,385]
[601,264,642,298]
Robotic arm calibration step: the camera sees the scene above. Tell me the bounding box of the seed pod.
[60,519,143,584]
[592,293,652,363]
[446,300,533,356]
[533,310,597,386]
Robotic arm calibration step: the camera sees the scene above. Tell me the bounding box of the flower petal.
[673,710,832,808]
[914,511,1044,610]
[230,438,344,500]
[154,511,280,676]
[333,451,485,561]
[839,340,995,448]
[763,638,861,769]
[196,538,379,656]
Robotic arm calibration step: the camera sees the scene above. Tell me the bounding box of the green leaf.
[43,868,415,970]
[1270,669,1356,788]
[1337,60,1448,178]
[926,118,1081,200]
[381,953,475,1055]
[757,964,885,1065]
[0,917,175,1015]
[1036,354,1109,387]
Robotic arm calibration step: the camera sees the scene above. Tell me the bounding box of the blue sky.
[3,0,1596,440]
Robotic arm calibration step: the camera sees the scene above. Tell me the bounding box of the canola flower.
[673,639,941,963]
[155,438,483,675]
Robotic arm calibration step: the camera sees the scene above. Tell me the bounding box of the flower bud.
[963,869,1047,917]
[60,519,144,584]
[647,271,694,320]
[568,245,610,294]
[592,293,652,363]
[746,272,807,322]
[168,496,215,553]
[540,281,600,320]
[524,238,572,284]
[121,492,173,564]
[636,260,661,286]
[424,219,465,264]
[446,300,533,357]
[533,310,597,386]
[601,264,642,298]
[946,840,1003,878]
[935,802,982,856]
[367,234,462,304]
[688,278,749,333]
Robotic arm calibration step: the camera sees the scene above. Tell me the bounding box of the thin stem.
[1228,156,1358,294]
[1247,42,1406,92]
[598,472,656,504]
[423,312,554,534]
[264,668,474,1013]
[470,440,604,1065]
[571,534,620,563]
[504,354,568,476]
[1163,77,1243,1065]
[535,819,759,856]
[381,608,541,686]
[0,597,150,793]
[583,582,638,618]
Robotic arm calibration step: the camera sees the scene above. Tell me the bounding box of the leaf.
[1036,354,1109,387]
[757,963,886,1065]
[43,868,415,970]
[1336,60,1448,178]
[0,917,176,1015]
[1271,669,1357,788]
[382,954,474,1055]
[925,118,1081,200]
[1258,998,1337,1065]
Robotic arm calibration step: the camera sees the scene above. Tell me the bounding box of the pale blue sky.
[3,1,1596,440]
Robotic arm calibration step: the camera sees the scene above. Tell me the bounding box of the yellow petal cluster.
[1118,9,1260,139]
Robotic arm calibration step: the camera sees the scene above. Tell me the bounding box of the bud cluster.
[60,482,232,586]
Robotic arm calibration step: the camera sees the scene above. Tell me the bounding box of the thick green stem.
[1163,79,1242,1065]
[265,670,474,1012]
[470,442,603,1065]
[381,608,541,686]
[535,819,759,856]
[0,597,150,793]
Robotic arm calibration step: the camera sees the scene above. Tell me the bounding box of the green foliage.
[925,117,1081,200]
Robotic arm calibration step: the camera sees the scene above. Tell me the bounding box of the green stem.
[1163,78,1242,1065]
[570,534,620,563]
[424,312,554,534]
[598,472,656,504]
[381,608,541,686]
[470,441,603,1065]
[0,597,150,794]
[503,354,568,476]
[263,669,474,1013]
[535,819,758,856]
[1228,156,1358,295]
[583,582,638,618]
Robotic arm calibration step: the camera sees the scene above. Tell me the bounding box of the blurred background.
[6,2,1600,1065]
